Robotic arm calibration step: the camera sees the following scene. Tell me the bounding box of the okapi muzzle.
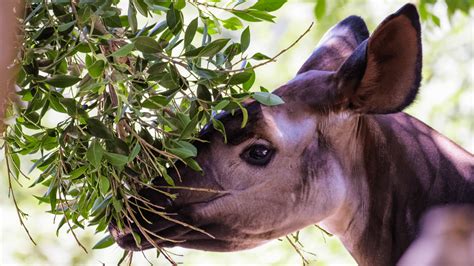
[109,4,474,265]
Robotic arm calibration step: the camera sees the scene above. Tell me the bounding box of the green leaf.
[104,152,129,167]
[134,36,162,53]
[250,0,288,12]
[231,10,261,22]
[87,140,104,168]
[58,20,76,32]
[184,18,198,48]
[110,43,134,57]
[251,52,271,60]
[240,26,250,52]
[166,4,183,34]
[93,234,115,249]
[45,75,81,88]
[252,92,284,106]
[199,39,230,57]
[222,17,243,30]
[183,158,202,172]
[87,59,105,78]
[180,113,200,139]
[314,0,326,20]
[128,143,141,162]
[227,72,252,85]
[128,2,138,33]
[9,152,20,178]
[246,10,275,22]
[142,95,170,109]
[162,171,175,186]
[69,166,87,179]
[49,94,67,113]
[212,119,227,143]
[175,0,186,10]
[214,99,230,110]
[243,66,255,91]
[238,103,249,128]
[197,84,212,102]
[132,0,148,17]
[87,118,114,139]
[99,175,110,194]
[168,140,197,159]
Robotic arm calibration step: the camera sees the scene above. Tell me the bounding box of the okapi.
[110,4,474,265]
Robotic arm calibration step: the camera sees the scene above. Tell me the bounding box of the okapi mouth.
[109,219,193,251]
[108,193,229,251]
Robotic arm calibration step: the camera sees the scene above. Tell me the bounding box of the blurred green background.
[1,0,472,265]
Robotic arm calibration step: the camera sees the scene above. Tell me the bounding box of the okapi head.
[110,4,474,265]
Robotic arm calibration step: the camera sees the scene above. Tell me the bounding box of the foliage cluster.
[4,0,291,257]
[2,0,472,263]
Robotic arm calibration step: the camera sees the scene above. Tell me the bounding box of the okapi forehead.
[261,106,317,150]
[199,101,264,145]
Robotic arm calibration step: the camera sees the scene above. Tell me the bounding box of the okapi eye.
[241,144,274,166]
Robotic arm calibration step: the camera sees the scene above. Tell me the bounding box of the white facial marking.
[262,107,316,150]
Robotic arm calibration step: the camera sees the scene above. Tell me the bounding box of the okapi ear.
[336,4,422,114]
[298,16,369,73]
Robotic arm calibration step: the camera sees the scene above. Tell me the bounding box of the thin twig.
[221,22,314,73]
[5,145,37,245]
[286,236,309,266]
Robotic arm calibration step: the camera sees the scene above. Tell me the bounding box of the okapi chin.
[109,4,474,265]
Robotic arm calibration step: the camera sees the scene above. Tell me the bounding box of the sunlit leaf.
[252,92,284,106]
[92,234,115,249]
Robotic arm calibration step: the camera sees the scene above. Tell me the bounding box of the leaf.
[212,119,227,143]
[93,234,115,249]
[142,95,170,109]
[168,140,197,159]
[199,39,230,57]
[128,143,141,162]
[214,99,230,110]
[197,84,212,102]
[69,166,87,179]
[162,171,175,186]
[110,43,134,57]
[87,118,114,139]
[250,0,288,12]
[243,66,255,91]
[251,52,271,60]
[184,18,198,48]
[132,0,148,17]
[58,20,76,32]
[246,10,276,22]
[314,0,326,20]
[87,59,105,78]
[227,72,252,85]
[222,17,243,30]
[175,0,186,10]
[99,175,110,194]
[166,4,183,34]
[45,75,81,88]
[238,103,249,128]
[240,26,250,52]
[183,158,202,172]
[180,113,200,139]
[128,2,137,33]
[49,94,67,113]
[9,152,20,178]
[87,140,104,168]
[231,10,261,22]
[104,152,129,167]
[252,92,284,106]
[134,36,162,53]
